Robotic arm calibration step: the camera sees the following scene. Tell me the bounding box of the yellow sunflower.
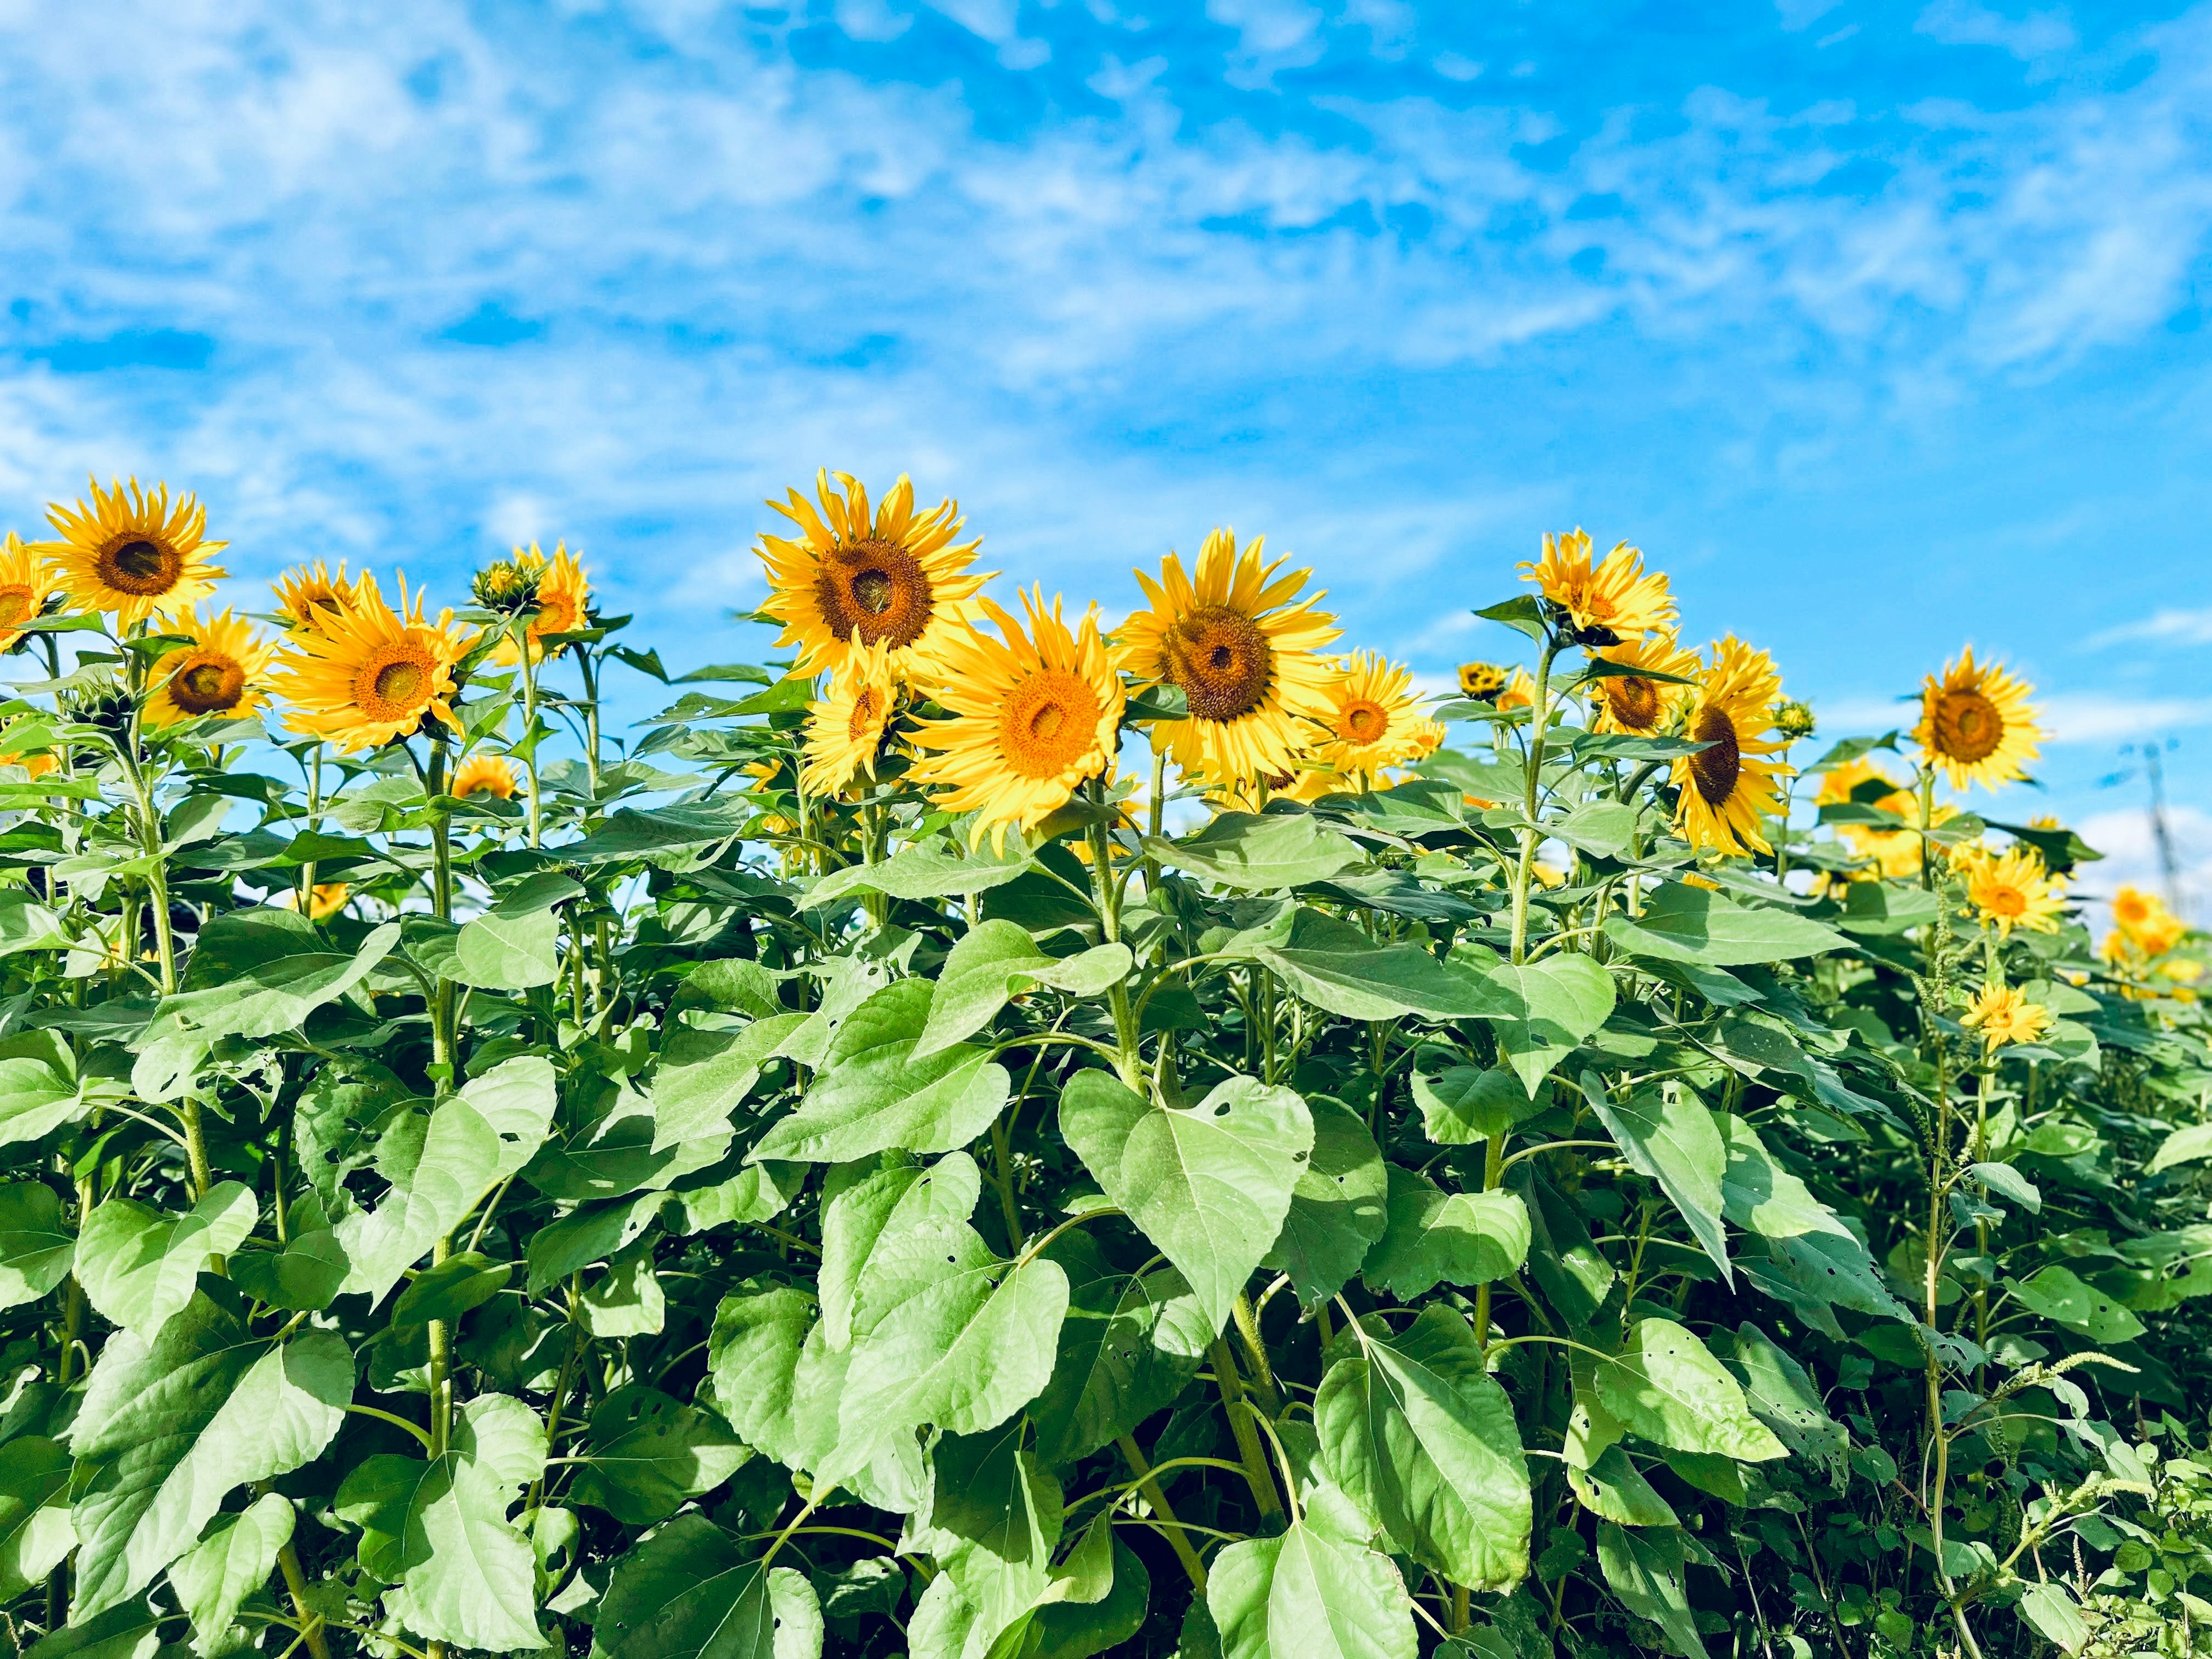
[757,471,989,679]
[270,574,477,754]
[280,882,353,922]
[1120,528,1338,791]
[1457,661,1509,702]
[1816,756,1954,880]
[910,588,1124,851]
[1495,666,1537,713]
[38,477,228,628]
[451,753,520,800]
[1306,653,1444,782]
[272,560,368,633]
[1915,647,2043,791]
[0,716,56,780]
[800,637,899,798]
[1585,631,1699,737]
[1672,637,1789,857]
[491,542,592,665]
[1961,982,2052,1054]
[1518,528,1675,642]
[0,533,57,650]
[143,608,277,729]
[1955,843,2067,935]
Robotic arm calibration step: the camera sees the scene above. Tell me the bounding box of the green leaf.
[338,1056,558,1304]
[558,800,755,864]
[228,1219,350,1314]
[1472,594,1548,642]
[21,1600,164,1659]
[580,1236,667,1337]
[1476,957,1616,1097]
[706,1285,819,1471]
[0,1181,73,1307]
[1726,1324,1848,1483]
[1592,1317,1786,1463]
[1246,911,1492,1022]
[1146,812,1365,891]
[800,839,1033,911]
[2148,1121,2212,1175]
[75,1183,258,1342]
[1583,1075,1729,1281]
[0,1055,88,1148]
[914,921,1132,1059]
[650,1017,804,1153]
[2008,1266,2146,1343]
[1030,1236,1210,1467]
[0,889,69,958]
[569,1384,751,1526]
[1059,1070,1314,1334]
[0,1436,74,1601]
[2018,1582,2090,1654]
[1595,1524,1706,1659]
[819,1152,980,1350]
[1207,1510,1417,1659]
[1548,800,1638,859]
[1362,1168,1528,1299]
[1262,1096,1389,1309]
[167,1491,294,1657]
[749,980,1010,1163]
[69,1297,350,1618]
[454,906,562,990]
[1316,1306,1532,1590]
[1410,1064,1531,1146]
[904,1423,1063,1658]
[1565,1445,1679,1528]
[1603,882,1848,965]
[393,1250,513,1328]
[1717,1113,1855,1241]
[593,1513,823,1659]
[1965,1160,2041,1214]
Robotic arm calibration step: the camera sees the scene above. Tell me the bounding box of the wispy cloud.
[2087,607,2212,649]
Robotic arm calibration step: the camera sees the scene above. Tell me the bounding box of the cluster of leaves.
[2,587,2211,1659]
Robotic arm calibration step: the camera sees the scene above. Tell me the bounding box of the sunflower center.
[816,538,931,649]
[353,645,439,726]
[97,536,181,596]
[1166,604,1274,724]
[1934,688,2004,763]
[1607,675,1661,732]
[1338,698,1388,747]
[847,686,884,742]
[1987,885,2028,918]
[1688,704,1741,805]
[0,588,32,627]
[169,654,246,715]
[998,669,1101,779]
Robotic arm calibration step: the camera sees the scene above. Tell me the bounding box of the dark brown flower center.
[815,537,931,649]
[1165,604,1273,723]
[96,536,181,596]
[1934,688,2003,763]
[1688,704,1741,805]
[1607,675,1660,731]
[171,654,245,715]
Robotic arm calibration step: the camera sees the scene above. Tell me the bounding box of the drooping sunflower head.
[143,607,278,730]
[1961,982,2053,1054]
[452,753,520,800]
[1955,843,2068,937]
[1304,652,1444,783]
[490,542,593,665]
[272,560,369,634]
[757,471,989,679]
[910,587,1126,851]
[1518,528,1675,645]
[1671,636,1790,858]
[39,477,228,629]
[1915,647,2043,791]
[269,573,478,755]
[1457,661,1509,702]
[281,881,353,922]
[800,636,901,800]
[1585,631,1699,737]
[0,533,58,652]
[1121,528,1339,790]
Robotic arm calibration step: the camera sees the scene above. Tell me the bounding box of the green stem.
[1508,639,1563,966]
[1209,1337,1282,1519]
[1474,1128,1505,1353]
[1085,789,1144,1089]
[517,621,544,850]
[1117,1433,1209,1591]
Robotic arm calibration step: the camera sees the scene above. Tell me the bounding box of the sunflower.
[271,560,368,633]
[270,574,476,754]
[1495,666,1537,713]
[451,753,519,800]
[0,717,55,781]
[1120,528,1338,790]
[1955,843,2067,936]
[1216,767,1338,812]
[1915,647,2043,791]
[1585,631,1699,737]
[1672,637,1789,857]
[279,882,352,922]
[910,588,1124,851]
[1961,982,2052,1054]
[490,542,592,665]
[758,471,988,679]
[143,608,277,729]
[38,478,228,628]
[1518,528,1675,643]
[1816,756,1953,880]
[800,637,899,798]
[1305,652,1444,783]
[0,533,57,650]
[1457,661,1509,702]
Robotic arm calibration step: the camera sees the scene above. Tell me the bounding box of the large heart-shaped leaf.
[1361,1167,1528,1300]
[1208,1509,1416,1659]
[1592,1317,1786,1463]
[75,1184,257,1342]
[594,1514,822,1659]
[1262,1096,1389,1309]
[1583,1073,1729,1282]
[1604,883,1847,966]
[1476,956,1615,1097]
[913,921,1132,1058]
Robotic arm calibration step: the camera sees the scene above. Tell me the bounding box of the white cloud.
[2039,693,2212,743]
[2087,607,2212,648]
[1915,0,2076,60]
[2075,804,2209,926]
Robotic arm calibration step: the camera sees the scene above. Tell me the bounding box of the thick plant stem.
[1209,1337,1283,1520]
[1474,1127,1506,1353]
[427,740,460,1093]
[1086,797,1144,1090]
[1230,1291,1279,1412]
[1118,1434,1209,1591]
[516,623,544,849]
[427,1232,454,1461]
[276,1539,334,1659]
[1507,639,1562,966]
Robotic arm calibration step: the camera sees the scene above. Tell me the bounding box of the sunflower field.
[0,472,2209,1659]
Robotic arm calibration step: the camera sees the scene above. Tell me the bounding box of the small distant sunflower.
[39,478,228,628]
[1956,843,2068,936]
[1816,756,1952,880]
[1961,982,2052,1054]
[491,542,592,665]
[1120,528,1339,790]
[144,608,276,729]
[1306,653,1444,782]
[270,574,476,754]
[1518,528,1675,643]
[1915,647,2043,791]
[800,638,899,799]
[910,588,1124,851]
[1495,666,1537,713]
[281,882,352,922]
[272,560,368,634]
[1585,631,1699,737]
[758,471,989,679]
[452,753,520,800]
[0,533,58,650]
[2111,884,2187,957]
[1457,661,1509,702]
[1672,637,1789,857]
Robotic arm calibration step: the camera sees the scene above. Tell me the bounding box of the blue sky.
[3,0,2210,896]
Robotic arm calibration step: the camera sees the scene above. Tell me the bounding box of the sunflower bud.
[1772,699,1817,740]
[472,560,543,616]
[1457,661,1509,702]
